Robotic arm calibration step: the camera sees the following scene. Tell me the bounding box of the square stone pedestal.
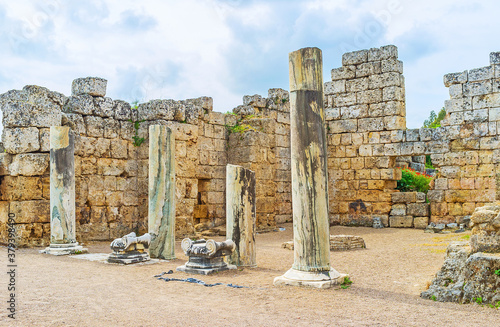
[108,251,150,264]
[274,268,347,289]
[40,243,88,256]
[177,256,236,275]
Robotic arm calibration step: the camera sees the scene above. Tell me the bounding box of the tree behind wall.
[423,107,446,128]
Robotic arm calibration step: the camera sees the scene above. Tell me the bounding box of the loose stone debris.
[282,235,366,251]
[421,203,500,305]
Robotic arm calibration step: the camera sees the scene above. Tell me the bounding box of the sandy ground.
[1,224,499,327]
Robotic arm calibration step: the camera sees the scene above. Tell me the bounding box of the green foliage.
[431,295,437,301]
[131,100,139,110]
[128,118,146,147]
[473,297,483,305]
[225,123,255,134]
[495,269,500,276]
[423,107,446,128]
[425,155,434,169]
[281,98,288,103]
[340,276,353,289]
[396,167,434,194]
[488,301,500,308]
[225,111,237,115]
[225,115,257,134]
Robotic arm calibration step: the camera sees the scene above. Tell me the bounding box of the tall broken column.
[226,164,256,267]
[43,126,86,255]
[148,125,176,259]
[274,47,345,288]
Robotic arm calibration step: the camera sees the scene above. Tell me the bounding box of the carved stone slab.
[176,238,237,275]
[107,232,151,264]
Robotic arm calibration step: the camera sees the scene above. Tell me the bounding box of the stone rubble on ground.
[421,203,500,305]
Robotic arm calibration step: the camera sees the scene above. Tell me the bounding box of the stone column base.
[176,264,237,275]
[40,243,88,256]
[274,268,347,289]
[108,251,150,264]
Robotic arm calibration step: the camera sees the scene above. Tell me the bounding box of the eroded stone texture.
[49,126,76,244]
[148,125,176,259]
[469,203,500,252]
[274,47,344,289]
[288,47,331,273]
[8,153,49,176]
[226,164,256,267]
[42,126,87,255]
[72,77,107,97]
[108,232,151,264]
[421,241,500,304]
[282,235,366,251]
[422,203,500,304]
[2,127,40,154]
[176,238,236,275]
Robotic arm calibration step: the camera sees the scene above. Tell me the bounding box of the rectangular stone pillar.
[226,164,256,267]
[42,126,86,255]
[274,47,346,288]
[148,125,176,259]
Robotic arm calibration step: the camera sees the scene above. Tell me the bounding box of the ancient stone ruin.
[1,45,500,253]
[421,203,500,304]
[282,235,366,251]
[41,126,87,255]
[273,47,345,288]
[176,238,236,275]
[108,232,151,264]
[226,164,257,267]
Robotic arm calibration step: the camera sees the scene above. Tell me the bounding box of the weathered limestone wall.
[390,192,430,228]
[326,46,500,227]
[227,89,292,230]
[3,46,500,246]
[191,103,228,229]
[0,78,289,246]
[425,53,500,224]
[0,80,214,246]
[325,45,405,227]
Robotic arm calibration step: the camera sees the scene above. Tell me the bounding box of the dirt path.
[2,224,498,326]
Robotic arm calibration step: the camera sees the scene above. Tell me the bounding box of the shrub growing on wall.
[396,167,433,193]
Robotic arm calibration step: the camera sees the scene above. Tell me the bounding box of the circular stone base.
[40,243,88,256]
[274,268,347,289]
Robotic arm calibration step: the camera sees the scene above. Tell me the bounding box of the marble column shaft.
[289,47,330,272]
[148,125,176,259]
[49,126,76,244]
[226,164,256,267]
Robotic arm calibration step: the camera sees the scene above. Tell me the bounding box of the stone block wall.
[424,53,500,224]
[194,108,229,229]
[326,46,500,227]
[325,45,406,227]
[0,81,216,246]
[3,46,500,246]
[227,89,292,230]
[390,192,429,228]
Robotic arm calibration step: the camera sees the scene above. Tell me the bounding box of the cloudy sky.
[0,0,498,128]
